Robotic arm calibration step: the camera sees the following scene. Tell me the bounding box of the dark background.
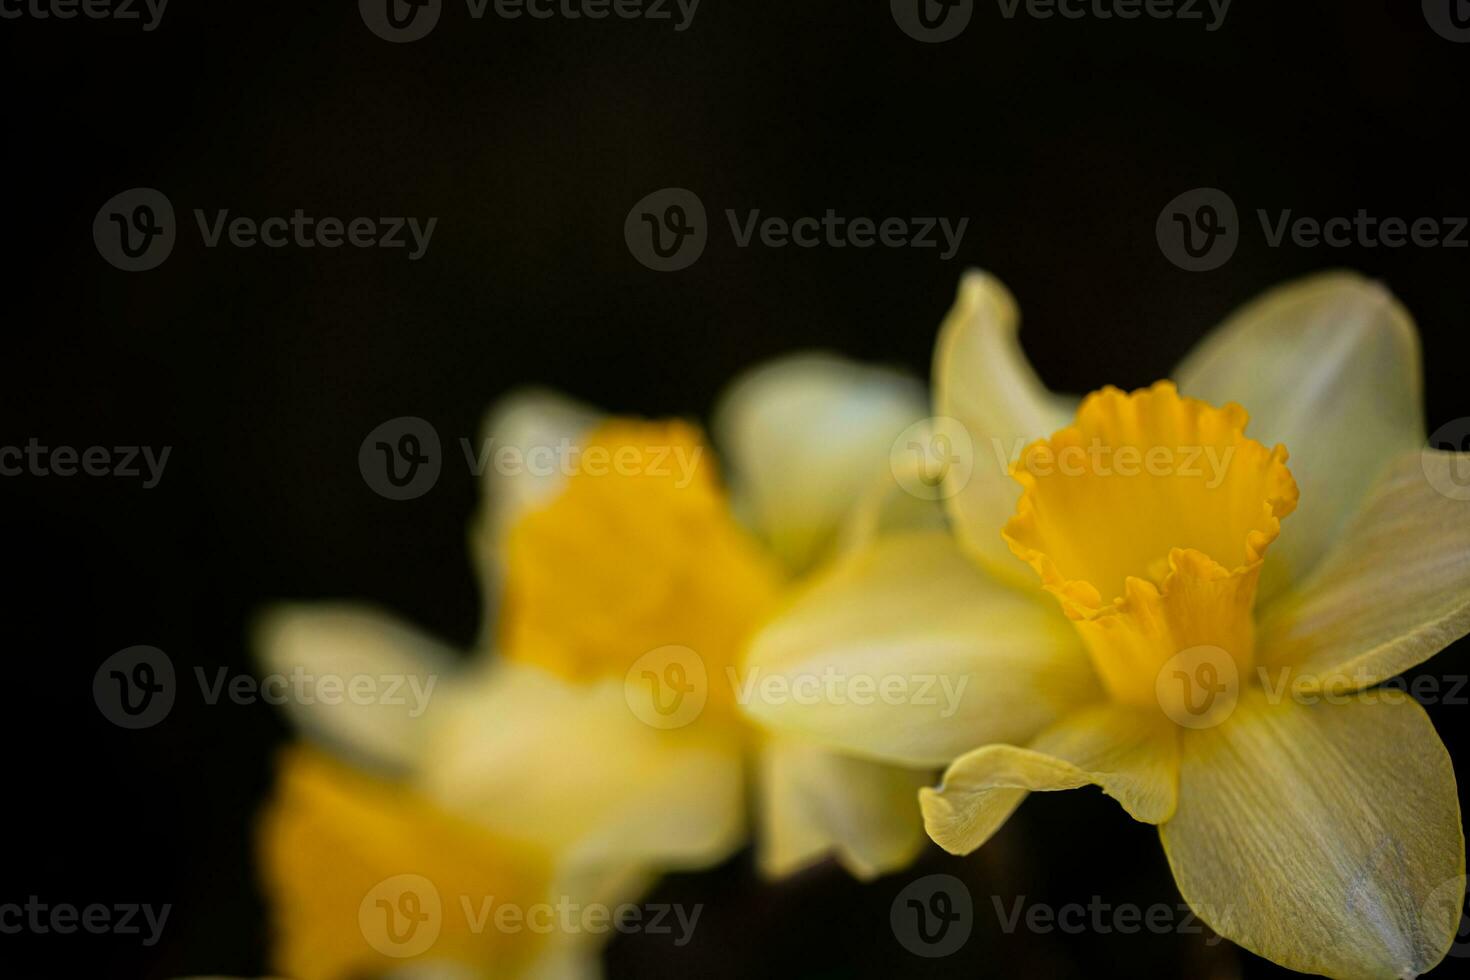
[3,1,1468,977]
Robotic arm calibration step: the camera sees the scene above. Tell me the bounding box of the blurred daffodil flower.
[254,354,936,979]
[745,272,1470,979]
[456,354,938,881]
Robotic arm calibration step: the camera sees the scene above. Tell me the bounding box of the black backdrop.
[3,1,1469,977]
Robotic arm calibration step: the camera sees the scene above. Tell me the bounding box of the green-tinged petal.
[415,662,745,875]
[713,352,926,574]
[469,389,600,636]
[253,604,456,772]
[1174,272,1424,597]
[920,704,1178,855]
[1160,687,1464,979]
[742,530,1099,768]
[1259,449,1470,693]
[934,271,1076,589]
[758,736,931,881]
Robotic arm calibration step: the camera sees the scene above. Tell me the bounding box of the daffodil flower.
[253,354,937,978]
[447,354,938,882]
[745,272,1470,978]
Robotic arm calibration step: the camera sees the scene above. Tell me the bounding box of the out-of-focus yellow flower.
[442,354,938,881]
[253,354,936,978]
[745,272,1470,979]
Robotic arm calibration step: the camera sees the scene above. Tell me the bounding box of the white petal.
[934,271,1076,587]
[713,352,927,573]
[1161,687,1464,979]
[1174,272,1424,596]
[1259,449,1470,693]
[742,530,1099,768]
[920,704,1178,855]
[253,603,457,771]
[758,736,930,881]
[416,662,745,875]
[469,389,601,632]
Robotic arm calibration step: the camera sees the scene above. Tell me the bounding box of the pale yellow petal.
[1161,687,1464,979]
[252,604,456,771]
[758,736,930,881]
[920,704,1178,855]
[713,352,926,574]
[415,662,745,875]
[469,389,600,637]
[1259,449,1470,694]
[933,270,1076,588]
[742,530,1099,768]
[1174,272,1424,596]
